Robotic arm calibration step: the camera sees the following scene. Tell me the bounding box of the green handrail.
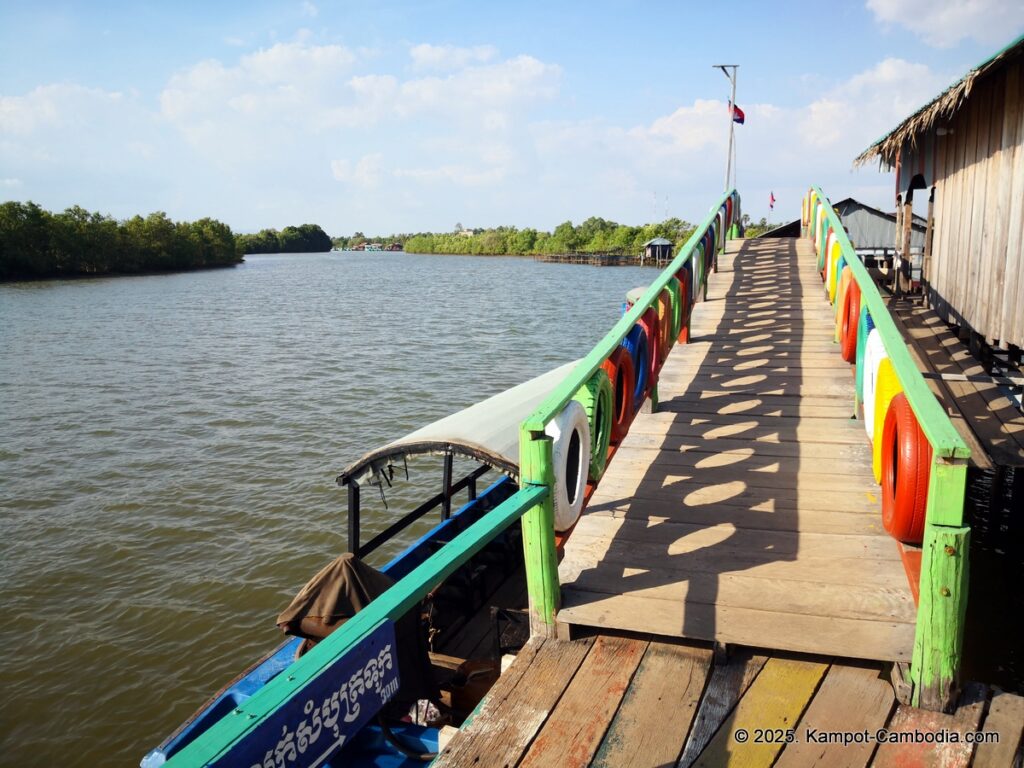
[808,187,970,712]
[517,189,737,638]
[164,484,547,766]
[810,187,969,462]
[523,188,736,433]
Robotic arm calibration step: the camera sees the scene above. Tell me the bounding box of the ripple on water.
[0,251,656,765]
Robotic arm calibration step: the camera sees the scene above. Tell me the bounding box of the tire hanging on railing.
[602,346,636,444]
[829,252,845,305]
[862,329,887,440]
[573,368,613,483]
[545,400,590,532]
[676,271,691,343]
[839,274,860,363]
[880,393,932,544]
[834,266,853,328]
[855,307,875,404]
[667,277,683,343]
[621,324,650,414]
[822,229,835,278]
[639,307,660,394]
[656,289,673,366]
[872,358,903,483]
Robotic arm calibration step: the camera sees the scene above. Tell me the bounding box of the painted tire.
[839,275,860,363]
[573,368,613,483]
[872,358,903,483]
[676,268,692,343]
[863,329,887,439]
[602,346,636,444]
[545,400,591,532]
[639,307,660,395]
[834,266,852,326]
[656,289,673,364]
[621,324,650,414]
[829,252,845,304]
[667,277,683,342]
[823,230,836,277]
[881,393,932,544]
[694,244,705,300]
[855,308,875,403]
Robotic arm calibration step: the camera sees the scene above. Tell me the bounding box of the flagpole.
[714,64,738,193]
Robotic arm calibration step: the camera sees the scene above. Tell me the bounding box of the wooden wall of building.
[920,59,1024,349]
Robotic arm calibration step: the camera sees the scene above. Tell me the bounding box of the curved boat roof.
[338,360,580,487]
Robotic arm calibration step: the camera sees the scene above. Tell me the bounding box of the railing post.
[347,482,361,556]
[519,425,560,639]
[442,452,453,520]
[910,457,970,712]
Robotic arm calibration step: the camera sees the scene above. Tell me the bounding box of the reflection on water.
[0,251,654,766]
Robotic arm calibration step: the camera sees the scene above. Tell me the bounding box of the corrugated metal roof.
[643,238,673,246]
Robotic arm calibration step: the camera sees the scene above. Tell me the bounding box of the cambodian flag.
[730,102,745,124]
[769,192,776,210]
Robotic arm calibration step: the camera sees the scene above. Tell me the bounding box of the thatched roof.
[855,34,1024,167]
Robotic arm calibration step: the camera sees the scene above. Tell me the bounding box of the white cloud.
[409,43,498,72]
[0,84,124,136]
[300,1,318,18]
[331,154,383,187]
[1,177,23,188]
[224,36,245,47]
[867,0,1024,47]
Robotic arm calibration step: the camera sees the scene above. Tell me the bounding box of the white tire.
[545,400,591,532]
[862,329,887,441]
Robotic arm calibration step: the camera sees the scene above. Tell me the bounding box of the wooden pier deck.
[433,236,1024,768]
[557,236,917,661]
[436,635,1023,768]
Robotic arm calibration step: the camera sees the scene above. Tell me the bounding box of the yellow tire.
[872,358,903,483]
[828,242,843,303]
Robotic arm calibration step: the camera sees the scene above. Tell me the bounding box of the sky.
[2,1,1023,236]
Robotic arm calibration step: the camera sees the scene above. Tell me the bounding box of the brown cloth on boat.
[276,552,438,709]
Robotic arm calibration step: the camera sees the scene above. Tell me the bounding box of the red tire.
[881,393,932,544]
[656,289,672,366]
[638,307,660,399]
[601,346,636,443]
[676,274,691,343]
[840,279,860,363]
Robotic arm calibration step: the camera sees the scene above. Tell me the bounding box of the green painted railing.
[806,187,970,712]
[164,484,547,767]
[518,188,738,637]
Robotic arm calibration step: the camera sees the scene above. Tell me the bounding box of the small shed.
[855,33,1024,349]
[642,237,673,262]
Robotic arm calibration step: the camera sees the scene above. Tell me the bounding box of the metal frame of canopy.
[336,360,580,557]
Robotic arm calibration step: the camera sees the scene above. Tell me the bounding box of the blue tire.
[622,324,650,413]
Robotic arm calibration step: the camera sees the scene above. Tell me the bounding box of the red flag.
[769,192,776,210]
[730,102,745,124]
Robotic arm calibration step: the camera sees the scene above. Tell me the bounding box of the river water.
[0,251,653,766]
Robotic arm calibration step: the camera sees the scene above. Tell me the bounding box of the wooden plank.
[518,635,647,768]
[678,649,768,768]
[972,689,1024,768]
[607,440,874,475]
[559,590,915,661]
[560,562,915,624]
[433,637,593,767]
[693,658,829,768]
[583,501,887,536]
[619,432,871,461]
[774,664,894,768]
[870,681,987,768]
[592,642,713,768]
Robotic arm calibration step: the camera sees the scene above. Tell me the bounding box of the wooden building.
[856,34,1024,351]
[642,237,673,263]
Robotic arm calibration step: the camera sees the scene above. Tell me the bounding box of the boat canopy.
[338,360,580,487]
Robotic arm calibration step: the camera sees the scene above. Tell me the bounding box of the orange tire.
[880,393,932,543]
[601,346,636,444]
[656,289,672,365]
[676,272,691,343]
[840,277,860,363]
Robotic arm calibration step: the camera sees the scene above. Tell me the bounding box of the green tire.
[573,368,613,482]
[667,277,683,341]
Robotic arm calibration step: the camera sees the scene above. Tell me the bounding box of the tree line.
[235,224,332,255]
[0,201,241,280]
[385,217,699,257]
